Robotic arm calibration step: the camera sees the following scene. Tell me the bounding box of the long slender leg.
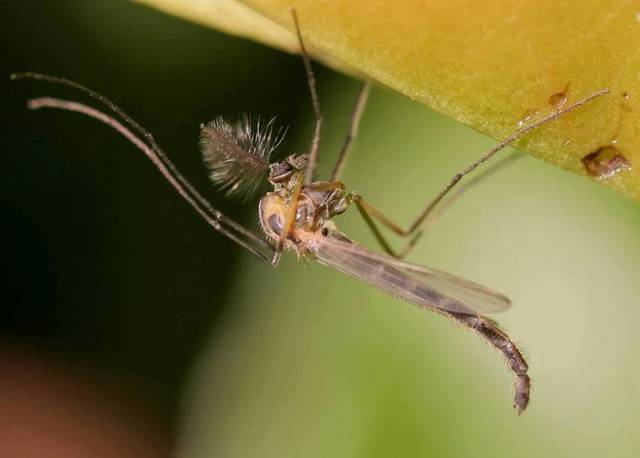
[23,97,273,262]
[351,192,463,258]
[353,153,524,257]
[446,311,530,414]
[11,72,271,252]
[350,89,609,256]
[331,80,372,182]
[401,153,524,252]
[403,89,608,236]
[354,198,395,256]
[290,9,324,184]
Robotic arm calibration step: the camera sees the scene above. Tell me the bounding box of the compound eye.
[269,162,294,183]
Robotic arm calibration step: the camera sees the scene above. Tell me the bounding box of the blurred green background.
[2,1,640,457]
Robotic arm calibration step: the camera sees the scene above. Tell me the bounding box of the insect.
[11,10,608,415]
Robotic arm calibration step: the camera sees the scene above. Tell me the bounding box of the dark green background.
[2,0,315,424]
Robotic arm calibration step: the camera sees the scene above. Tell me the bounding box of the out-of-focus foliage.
[137,0,640,201]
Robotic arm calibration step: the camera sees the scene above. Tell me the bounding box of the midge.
[12,10,608,415]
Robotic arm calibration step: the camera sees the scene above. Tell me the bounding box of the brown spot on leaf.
[582,145,631,178]
[548,92,567,109]
[548,82,571,109]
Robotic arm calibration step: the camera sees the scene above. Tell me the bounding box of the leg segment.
[20,96,273,262]
[401,88,609,239]
[353,196,420,258]
[351,153,522,258]
[11,72,272,258]
[446,311,530,414]
[290,9,324,184]
[348,89,609,257]
[331,80,372,182]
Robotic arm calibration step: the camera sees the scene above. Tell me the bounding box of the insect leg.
[349,89,609,257]
[291,9,324,184]
[446,311,530,414]
[351,153,523,257]
[330,80,372,181]
[22,96,273,262]
[11,72,272,253]
[350,195,417,258]
[398,88,610,250]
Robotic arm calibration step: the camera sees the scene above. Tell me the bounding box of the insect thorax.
[258,178,350,252]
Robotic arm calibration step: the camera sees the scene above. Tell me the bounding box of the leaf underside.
[136,0,640,202]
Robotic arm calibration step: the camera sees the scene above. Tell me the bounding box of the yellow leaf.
[136,0,640,201]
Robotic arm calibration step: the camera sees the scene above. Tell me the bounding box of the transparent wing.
[312,234,510,315]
